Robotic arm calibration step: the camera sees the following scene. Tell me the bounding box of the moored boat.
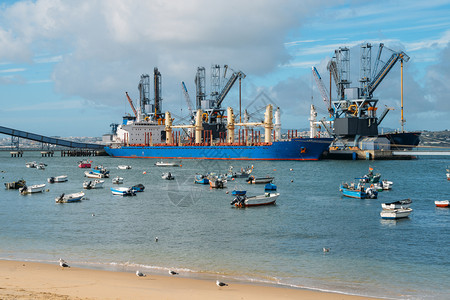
[47,175,68,183]
[112,176,124,184]
[162,172,175,180]
[4,179,26,189]
[78,161,92,168]
[230,192,279,207]
[84,171,105,178]
[380,208,413,219]
[110,187,136,196]
[83,179,104,189]
[131,184,145,192]
[246,175,274,184]
[264,183,277,191]
[382,199,412,210]
[118,165,132,169]
[19,183,46,194]
[55,191,85,203]
[36,163,46,170]
[339,183,378,199]
[26,161,37,168]
[92,166,110,177]
[435,200,450,208]
[155,160,182,167]
[209,175,227,188]
[226,165,253,178]
[194,174,209,184]
[360,167,381,184]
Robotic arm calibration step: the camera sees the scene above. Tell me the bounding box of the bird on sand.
[216,280,228,287]
[59,258,70,268]
[136,270,146,277]
[169,270,179,275]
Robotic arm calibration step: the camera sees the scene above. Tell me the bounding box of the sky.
[0,0,449,138]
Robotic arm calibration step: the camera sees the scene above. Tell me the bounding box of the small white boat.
[380,208,413,219]
[435,200,450,208]
[55,191,85,203]
[380,180,393,190]
[36,163,46,170]
[26,161,37,168]
[112,176,124,184]
[381,199,412,210]
[247,175,274,184]
[155,160,182,167]
[118,165,132,170]
[47,175,68,183]
[447,169,450,180]
[231,192,279,207]
[83,179,104,189]
[162,172,175,180]
[84,171,105,178]
[110,187,136,196]
[19,184,46,194]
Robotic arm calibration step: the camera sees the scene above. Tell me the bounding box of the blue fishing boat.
[194,174,209,184]
[131,184,145,192]
[340,183,367,199]
[264,183,277,191]
[110,187,136,196]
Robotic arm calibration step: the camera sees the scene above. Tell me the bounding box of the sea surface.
[0,151,449,299]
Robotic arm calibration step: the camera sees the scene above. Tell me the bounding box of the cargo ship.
[103,68,332,160]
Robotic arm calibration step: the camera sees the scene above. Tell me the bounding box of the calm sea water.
[0,151,449,299]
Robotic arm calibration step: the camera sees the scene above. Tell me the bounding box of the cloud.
[0,0,335,109]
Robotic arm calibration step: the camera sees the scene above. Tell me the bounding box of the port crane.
[181,81,195,122]
[311,66,333,116]
[125,92,138,118]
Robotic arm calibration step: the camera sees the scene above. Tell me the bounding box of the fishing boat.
[47,175,68,183]
[435,200,450,208]
[380,208,413,219]
[155,160,182,167]
[340,182,377,199]
[247,175,274,184]
[112,176,124,184]
[162,172,175,180]
[194,174,209,184]
[226,165,253,178]
[230,192,279,207]
[264,183,277,191]
[78,160,91,168]
[36,163,46,170]
[83,179,104,189]
[4,179,26,189]
[110,187,136,196]
[118,165,132,169]
[209,175,227,188]
[92,166,110,178]
[374,180,393,190]
[26,161,37,168]
[381,199,412,210]
[19,184,46,194]
[131,184,145,192]
[360,167,381,184]
[84,171,105,178]
[55,191,85,203]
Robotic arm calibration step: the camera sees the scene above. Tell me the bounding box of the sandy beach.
[0,260,378,299]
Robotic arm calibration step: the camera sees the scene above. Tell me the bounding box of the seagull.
[136,270,146,277]
[323,247,330,253]
[216,280,228,287]
[59,258,70,268]
[169,270,179,275]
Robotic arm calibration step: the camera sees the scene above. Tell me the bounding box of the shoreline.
[0,259,379,299]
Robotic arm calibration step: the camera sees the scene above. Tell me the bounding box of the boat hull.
[340,185,367,199]
[380,208,413,219]
[244,193,279,207]
[20,184,46,194]
[104,138,333,160]
[435,200,450,208]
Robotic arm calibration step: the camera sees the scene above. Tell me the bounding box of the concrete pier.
[10,151,23,157]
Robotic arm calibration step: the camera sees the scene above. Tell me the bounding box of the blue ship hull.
[340,185,367,199]
[104,138,333,160]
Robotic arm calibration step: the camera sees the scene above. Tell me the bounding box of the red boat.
[435,200,450,208]
[78,160,92,168]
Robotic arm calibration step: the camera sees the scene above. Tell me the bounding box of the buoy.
[226,191,229,194]
[232,178,235,181]
[143,171,147,174]
[291,180,294,183]
[273,169,277,171]
[289,168,293,171]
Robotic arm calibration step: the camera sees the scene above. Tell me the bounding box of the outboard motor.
[49,177,55,184]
